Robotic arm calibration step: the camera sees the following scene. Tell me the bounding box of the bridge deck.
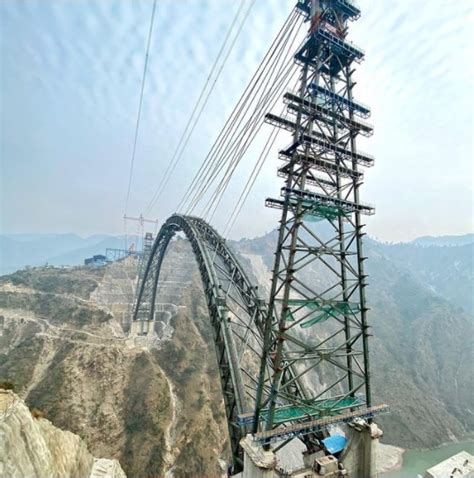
[252,404,389,445]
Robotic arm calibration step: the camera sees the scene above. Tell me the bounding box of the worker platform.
[278,149,364,180]
[266,186,375,220]
[236,405,387,478]
[295,25,365,75]
[296,0,361,21]
[308,84,371,118]
[283,91,373,136]
[264,113,374,167]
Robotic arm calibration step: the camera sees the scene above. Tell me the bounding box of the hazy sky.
[1,0,473,242]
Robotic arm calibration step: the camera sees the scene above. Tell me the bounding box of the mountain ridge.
[1,230,473,276]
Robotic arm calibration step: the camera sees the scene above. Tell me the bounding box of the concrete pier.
[238,420,382,478]
[129,319,154,336]
[340,421,383,478]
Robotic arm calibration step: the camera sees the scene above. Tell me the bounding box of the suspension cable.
[196,21,304,220]
[202,39,302,219]
[183,12,300,215]
[124,0,158,214]
[201,62,295,219]
[177,9,300,214]
[145,0,254,215]
[204,61,299,223]
[222,73,302,238]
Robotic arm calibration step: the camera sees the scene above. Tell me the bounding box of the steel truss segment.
[254,404,388,446]
[284,91,373,136]
[132,214,271,471]
[308,83,371,118]
[296,0,361,22]
[132,214,310,471]
[295,37,361,76]
[264,113,374,167]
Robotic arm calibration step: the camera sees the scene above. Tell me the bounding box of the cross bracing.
[252,0,375,450]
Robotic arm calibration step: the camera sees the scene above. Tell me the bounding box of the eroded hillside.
[0,242,229,478]
[0,389,126,478]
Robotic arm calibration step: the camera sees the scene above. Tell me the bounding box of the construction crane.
[123,214,159,252]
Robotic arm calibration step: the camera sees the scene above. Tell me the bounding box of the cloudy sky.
[1,0,473,242]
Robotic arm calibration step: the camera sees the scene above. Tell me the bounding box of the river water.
[381,441,474,478]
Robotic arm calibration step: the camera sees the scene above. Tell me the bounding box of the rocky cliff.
[0,389,126,478]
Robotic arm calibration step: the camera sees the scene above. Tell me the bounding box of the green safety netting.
[260,396,364,425]
[302,201,347,222]
[284,309,296,321]
[301,301,360,328]
[287,197,347,222]
[278,299,360,328]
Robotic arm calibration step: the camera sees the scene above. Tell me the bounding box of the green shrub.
[31,408,44,419]
[0,380,15,391]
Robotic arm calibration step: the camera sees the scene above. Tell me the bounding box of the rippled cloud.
[1,0,472,240]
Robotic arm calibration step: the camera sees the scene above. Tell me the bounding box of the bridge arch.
[133,214,268,468]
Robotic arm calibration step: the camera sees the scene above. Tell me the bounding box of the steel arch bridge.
[130,0,387,474]
[132,214,274,468]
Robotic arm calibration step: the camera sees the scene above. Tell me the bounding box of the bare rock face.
[0,389,126,478]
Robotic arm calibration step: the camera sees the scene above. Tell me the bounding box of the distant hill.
[0,234,140,276]
[410,233,474,247]
[2,233,473,316]
[374,241,473,314]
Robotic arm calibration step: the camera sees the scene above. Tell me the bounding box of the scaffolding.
[264,113,374,166]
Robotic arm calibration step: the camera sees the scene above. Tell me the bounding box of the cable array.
[203,48,302,225]
[177,9,305,230]
[222,67,302,239]
[145,0,255,215]
[125,0,158,214]
[128,3,307,242]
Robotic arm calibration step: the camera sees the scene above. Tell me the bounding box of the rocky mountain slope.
[232,230,473,448]
[0,232,472,476]
[0,389,126,478]
[0,246,228,478]
[368,238,473,314]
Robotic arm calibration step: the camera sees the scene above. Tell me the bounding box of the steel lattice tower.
[253,0,375,437]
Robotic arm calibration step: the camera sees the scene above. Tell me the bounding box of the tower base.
[238,421,382,478]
